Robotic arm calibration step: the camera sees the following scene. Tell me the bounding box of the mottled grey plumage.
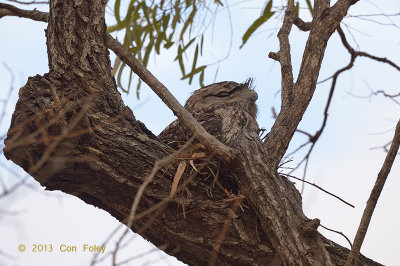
[158,79,259,150]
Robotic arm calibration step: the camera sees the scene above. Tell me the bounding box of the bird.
[157,79,259,196]
[158,79,259,149]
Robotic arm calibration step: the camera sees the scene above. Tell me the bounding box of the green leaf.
[181,65,207,82]
[240,0,275,48]
[155,32,165,54]
[143,39,154,66]
[189,44,199,84]
[178,54,185,75]
[174,38,195,60]
[176,45,185,75]
[179,6,197,40]
[152,10,161,34]
[124,0,137,29]
[127,68,133,93]
[162,13,171,31]
[306,0,314,15]
[172,1,181,30]
[107,23,125,33]
[114,0,122,26]
[164,40,174,49]
[141,2,152,28]
[295,1,299,16]
[182,38,195,53]
[117,62,129,93]
[136,79,142,99]
[199,69,205,87]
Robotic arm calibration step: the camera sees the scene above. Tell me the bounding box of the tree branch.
[265,0,362,168]
[268,1,295,108]
[346,116,400,265]
[0,3,48,21]
[293,17,311,31]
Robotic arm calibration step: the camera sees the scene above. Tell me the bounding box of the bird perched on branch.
[158,79,259,196]
[158,79,259,149]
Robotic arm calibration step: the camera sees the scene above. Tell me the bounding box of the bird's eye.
[216,91,231,97]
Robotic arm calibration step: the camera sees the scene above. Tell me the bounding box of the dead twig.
[320,224,352,248]
[282,174,354,208]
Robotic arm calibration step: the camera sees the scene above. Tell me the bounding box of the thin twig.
[283,174,355,208]
[320,224,353,248]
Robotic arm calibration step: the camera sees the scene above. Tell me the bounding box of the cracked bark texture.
[3,0,382,265]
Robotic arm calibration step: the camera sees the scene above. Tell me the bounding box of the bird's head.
[184,79,258,118]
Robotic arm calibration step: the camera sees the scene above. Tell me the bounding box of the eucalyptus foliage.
[108,0,312,97]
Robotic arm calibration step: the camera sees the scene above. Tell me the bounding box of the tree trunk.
[3,0,381,265]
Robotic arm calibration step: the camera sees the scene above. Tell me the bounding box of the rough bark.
[2,0,382,265]
[265,0,360,168]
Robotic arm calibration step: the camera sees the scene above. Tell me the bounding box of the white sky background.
[0,0,399,265]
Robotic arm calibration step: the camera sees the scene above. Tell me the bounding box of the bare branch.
[268,1,295,108]
[0,3,48,21]
[346,116,400,265]
[265,0,360,168]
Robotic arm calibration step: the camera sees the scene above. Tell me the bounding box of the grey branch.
[346,117,400,265]
[264,0,361,168]
[0,3,48,21]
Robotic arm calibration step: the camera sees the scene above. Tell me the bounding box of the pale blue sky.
[1,1,399,265]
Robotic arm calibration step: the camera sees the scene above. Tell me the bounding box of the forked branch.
[265,0,360,168]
